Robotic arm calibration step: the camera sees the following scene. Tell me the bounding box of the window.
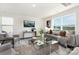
[2,17,13,25]
[63,15,75,31]
[1,17,13,33]
[54,17,62,31]
[53,14,75,32]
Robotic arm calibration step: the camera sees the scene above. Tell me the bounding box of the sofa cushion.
[59,31,66,37]
[69,47,79,55]
[57,36,68,47]
[67,35,76,47]
[75,34,79,47]
[0,42,12,52]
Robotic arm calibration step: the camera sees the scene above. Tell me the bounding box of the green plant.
[39,29,44,34]
[38,29,45,41]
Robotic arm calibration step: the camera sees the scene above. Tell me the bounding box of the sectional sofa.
[45,31,79,48]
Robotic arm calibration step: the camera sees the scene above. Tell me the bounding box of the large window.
[0,17,13,33]
[54,17,62,30]
[63,15,75,31]
[53,14,75,31]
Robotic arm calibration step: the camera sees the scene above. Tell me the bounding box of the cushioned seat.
[69,47,79,55]
[0,43,18,55]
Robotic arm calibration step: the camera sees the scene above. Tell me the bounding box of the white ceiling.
[0,3,78,18]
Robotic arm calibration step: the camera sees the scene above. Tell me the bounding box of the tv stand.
[23,31,36,38]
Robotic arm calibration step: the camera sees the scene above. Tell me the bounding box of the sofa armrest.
[69,47,79,55]
[57,36,68,47]
[0,42,12,52]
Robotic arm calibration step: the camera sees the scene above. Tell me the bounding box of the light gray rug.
[14,39,72,55]
[50,45,71,55]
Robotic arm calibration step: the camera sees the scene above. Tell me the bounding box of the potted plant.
[39,29,44,41]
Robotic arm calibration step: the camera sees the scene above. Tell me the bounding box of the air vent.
[61,3,71,7]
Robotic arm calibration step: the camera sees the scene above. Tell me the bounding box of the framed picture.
[24,20,35,27]
[46,20,51,28]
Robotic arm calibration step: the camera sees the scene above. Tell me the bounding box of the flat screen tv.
[24,20,35,27]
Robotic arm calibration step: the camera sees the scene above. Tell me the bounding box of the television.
[24,20,35,27]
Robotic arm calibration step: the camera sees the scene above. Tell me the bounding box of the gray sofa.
[58,35,76,47]
[46,34,79,48]
[0,31,17,55]
[0,43,17,55]
[69,47,79,55]
[67,34,79,47]
[57,36,68,47]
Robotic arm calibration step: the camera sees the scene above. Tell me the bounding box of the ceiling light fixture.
[32,4,36,8]
[61,3,71,7]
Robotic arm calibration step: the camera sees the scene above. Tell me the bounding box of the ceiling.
[0,3,78,18]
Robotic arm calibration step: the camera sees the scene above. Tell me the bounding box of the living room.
[0,3,79,55]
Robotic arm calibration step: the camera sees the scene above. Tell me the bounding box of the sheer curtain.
[2,17,14,37]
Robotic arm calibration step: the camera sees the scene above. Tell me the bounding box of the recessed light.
[32,4,36,8]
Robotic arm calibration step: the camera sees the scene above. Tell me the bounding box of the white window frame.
[53,13,76,31]
[0,17,14,33]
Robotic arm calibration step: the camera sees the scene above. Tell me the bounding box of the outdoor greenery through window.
[53,14,75,32]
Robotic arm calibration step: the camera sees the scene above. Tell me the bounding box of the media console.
[23,31,36,38]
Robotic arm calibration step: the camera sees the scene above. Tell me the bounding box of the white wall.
[13,16,44,36]
[0,12,45,36]
[43,16,53,32]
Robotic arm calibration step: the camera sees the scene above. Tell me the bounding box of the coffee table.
[31,37,59,54]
